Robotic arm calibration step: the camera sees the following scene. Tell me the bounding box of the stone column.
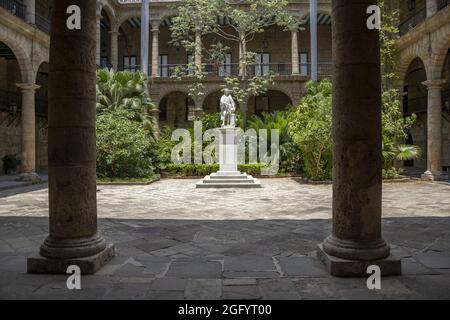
[151,27,160,77]
[195,29,202,71]
[16,83,40,181]
[317,0,401,277]
[422,79,448,181]
[291,29,299,75]
[426,0,438,17]
[110,30,120,70]
[24,0,35,25]
[310,0,318,81]
[96,8,102,67]
[28,0,114,275]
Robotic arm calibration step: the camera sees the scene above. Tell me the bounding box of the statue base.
[197,127,261,189]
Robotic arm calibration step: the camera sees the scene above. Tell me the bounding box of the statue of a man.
[220,88,236,127]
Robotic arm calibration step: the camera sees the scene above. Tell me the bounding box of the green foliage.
[288,80,333,180]
[96,112,154,179]
[164,163,268,177]
[96,69,156,139]
[247,111,302,173]
[1,154,20,174]
[382,167,404,180]
[169,0,296,111]
[381,89,419,169]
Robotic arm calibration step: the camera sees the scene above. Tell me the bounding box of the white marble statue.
[220,89,236,128]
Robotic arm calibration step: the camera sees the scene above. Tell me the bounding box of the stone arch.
[247,89,294,118]
[0,33,33,83]
[158,90,195,128]
[114,9,142,32]
[99,0,116,23]
[430,25,450,79]
[398,44,430,82]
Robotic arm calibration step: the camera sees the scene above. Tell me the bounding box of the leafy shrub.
[247,111,303,174]
[163,163,268,177]
[288,80,333,181]
[96,112,154,178]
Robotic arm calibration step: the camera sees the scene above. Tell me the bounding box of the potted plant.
[2,154,21,175]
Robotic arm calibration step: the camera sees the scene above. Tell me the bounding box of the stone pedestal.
[197,127,261,188]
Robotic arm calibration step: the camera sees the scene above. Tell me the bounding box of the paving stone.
[293,278,340,299]
[1,179,450,299]
[223,271,280,279]
[276,256,328,277]
[166,260,222,279]
[222,285,261,300]
[414,251,450,269]
[401,257,440,275]
[224,255,276,272]
[150,278,187,291]
[145,290,185,300]
[185,279,222,300]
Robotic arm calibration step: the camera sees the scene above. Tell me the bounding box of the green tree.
[169,0,298,120]
[288,80,333,180]
[96,69,156,138]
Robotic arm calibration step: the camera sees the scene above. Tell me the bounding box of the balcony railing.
[0,0,25,19]
[117,62,333,79]
[438,0,449,11]
[399,7,426,36]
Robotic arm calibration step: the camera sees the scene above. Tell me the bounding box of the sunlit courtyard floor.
[1,178,450,299]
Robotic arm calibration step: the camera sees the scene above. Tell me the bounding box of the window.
[219,54,232,77]
[159,55,168,77]
[299,52,308,76]
[255,53,270,76]
[123,56,137,72]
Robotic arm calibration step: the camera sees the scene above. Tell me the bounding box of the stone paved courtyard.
[1,178,450,300]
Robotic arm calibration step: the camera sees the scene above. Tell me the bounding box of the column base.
[27,243,115,275]
[421,170,449,181]
[317,244,401,277]
[16,172,41,182]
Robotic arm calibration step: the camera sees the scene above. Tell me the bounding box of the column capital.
[109,30,120,36]
[16,83,40,92]
[151,28,160,34]
[422,79,447,89]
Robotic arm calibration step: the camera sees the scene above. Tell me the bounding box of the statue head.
[223,88,231,96]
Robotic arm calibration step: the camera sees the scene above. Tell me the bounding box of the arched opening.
[0,41,23,174]
[159,91,195,129]
[247,90,293,118]
[35,62,49,172]
[100,9,112,68]
[117,16,141,71]
[403,57,428,171]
